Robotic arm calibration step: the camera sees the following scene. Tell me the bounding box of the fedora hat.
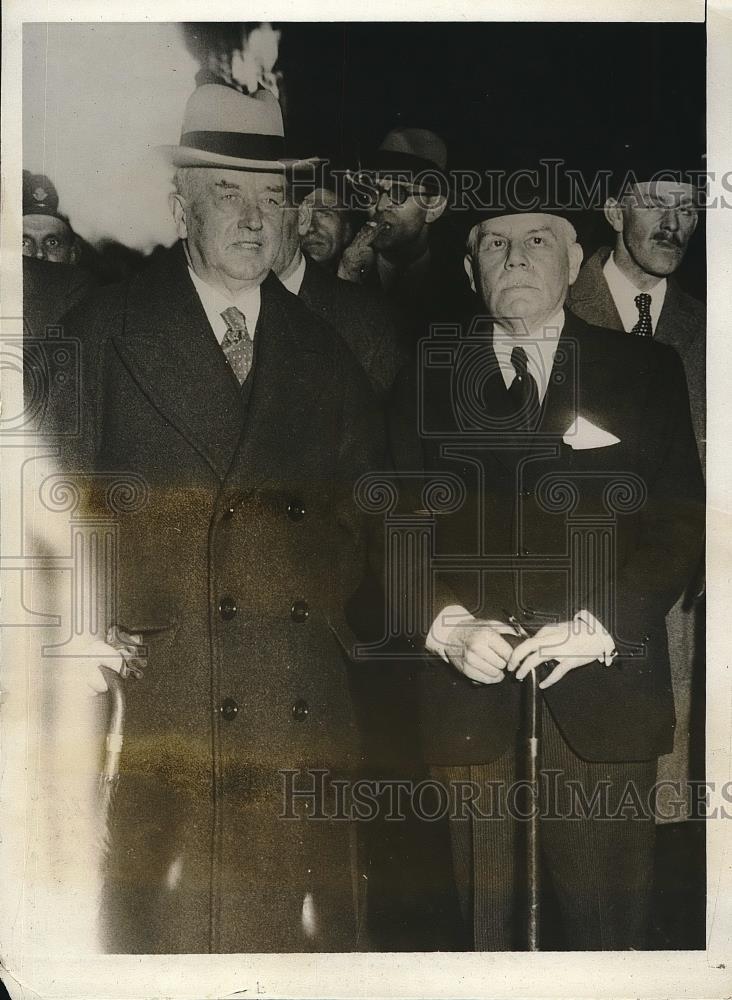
[357,127,448,194]
[159,84,319,171]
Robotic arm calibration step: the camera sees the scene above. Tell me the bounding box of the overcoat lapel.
[112,243,245,478]
[225,273,333,492]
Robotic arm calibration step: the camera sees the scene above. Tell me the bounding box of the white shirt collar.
[187,265,262,346]
[603,251,667,335]
[492,307,565,402]
[279,251,307,297]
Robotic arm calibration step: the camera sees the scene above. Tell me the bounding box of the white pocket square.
[562,415,620,450]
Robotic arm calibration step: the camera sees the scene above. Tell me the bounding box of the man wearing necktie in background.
[414,187,704,949]
[48,83,385,954]
[568,150,706,917]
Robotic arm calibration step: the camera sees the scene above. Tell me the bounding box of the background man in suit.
[271,177,405,394]
[567,163,705,839]
[416,200,704,949]
[48,83,385,954]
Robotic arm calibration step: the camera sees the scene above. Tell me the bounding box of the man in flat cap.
[48,84,385,954]
[412,189,703,949]
[568,152,705,836]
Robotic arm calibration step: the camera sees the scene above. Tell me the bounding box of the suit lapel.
[568,247,624,332]
[298,260,327,314]
[112,243,245,478]
[655,281,695,358]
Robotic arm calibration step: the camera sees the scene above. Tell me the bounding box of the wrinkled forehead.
[201,166,286,192]
[624,180,698,209]
[469,212,567,248]
[22,214,72,238]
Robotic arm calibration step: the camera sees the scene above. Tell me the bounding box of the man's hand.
[506,619,611,689]
[444,619,517,685]
[337,221,389,282]
[70,628,145,695]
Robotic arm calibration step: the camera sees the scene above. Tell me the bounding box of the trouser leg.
[539,705,657,950]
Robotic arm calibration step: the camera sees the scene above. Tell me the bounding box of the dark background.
[275,21,706,300]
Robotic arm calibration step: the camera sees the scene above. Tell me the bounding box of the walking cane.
[506,613,541,952]
[97,666,126,849]
[96,645,143,847]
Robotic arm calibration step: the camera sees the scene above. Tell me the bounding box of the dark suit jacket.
[416,310,704,765]
[298,259,405,394]
[568,246,706,462]
[49,243,385,953]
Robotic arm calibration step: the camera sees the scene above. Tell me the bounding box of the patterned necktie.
[508,346,541,432]
[631,293,653,337]
[220,306,254,385]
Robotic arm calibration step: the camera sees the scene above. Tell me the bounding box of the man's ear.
[567,241,584,286]
[603,197,624,234]
[463,253,476,293]
[170,192,188,240]
[297,200,312,238]
[69,240,80,265]
[425,194,448,225]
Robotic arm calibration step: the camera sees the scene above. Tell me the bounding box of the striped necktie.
[631,293,653,337]
[220,306,254,385]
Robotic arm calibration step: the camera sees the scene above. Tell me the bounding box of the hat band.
[358,150,447,193]
[180,130,285,161]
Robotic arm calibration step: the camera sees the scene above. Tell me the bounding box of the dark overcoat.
[298,259,405,394]
[51,242,385,953]
[416,311,704,765]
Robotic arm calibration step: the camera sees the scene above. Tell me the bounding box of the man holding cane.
[415,189,704,949]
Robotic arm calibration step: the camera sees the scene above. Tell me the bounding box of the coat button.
[221,698,239,721]
[287,500,306,522]
[290,600,310,623]
[221,492,246,519]
[292,698,309,720]
[219,595,238,621]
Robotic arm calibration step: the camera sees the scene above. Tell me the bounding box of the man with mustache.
[568,161,705,856]
[569,170,704,456]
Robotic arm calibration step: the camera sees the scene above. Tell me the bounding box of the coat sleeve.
[584,343,705,650]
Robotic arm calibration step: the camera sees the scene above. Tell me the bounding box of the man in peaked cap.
[23,170,79,264]
[47,84,386,954]
[406,184,704,949]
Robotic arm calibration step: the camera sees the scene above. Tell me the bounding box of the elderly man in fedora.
[49,84,385,954]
